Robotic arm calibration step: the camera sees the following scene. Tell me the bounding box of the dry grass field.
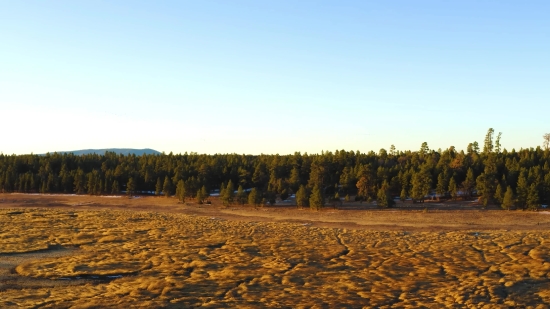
[1,194,550,308]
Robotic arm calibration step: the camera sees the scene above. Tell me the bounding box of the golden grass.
[1,206,550,308]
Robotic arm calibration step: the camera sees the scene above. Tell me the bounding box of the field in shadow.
[1,208,550,308]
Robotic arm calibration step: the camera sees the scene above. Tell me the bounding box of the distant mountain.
[43,148,162,156]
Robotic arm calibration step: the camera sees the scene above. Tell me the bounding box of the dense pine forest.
[2,129,550,210]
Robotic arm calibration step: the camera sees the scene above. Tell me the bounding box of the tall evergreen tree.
[200,186,209,201]
[544,173,550,205]
[309,184,324,211]
[436,173,447,199]
[222,180,234,205]
[376,181,394,208]
[476,155,497,206]
[462,168,476,199]
[127,177,135,196]
[266,190,277,206]
[219,181,226,198]
[196,185,207,204]
[163,176,172,197]
[155,177,162,196]
[400,187,407,203]
[87,173,95,195]
[410,170,431,203]
[248,187,259,207]
[419,142,430,156]
[236,185,246,205]
[483,128,495,154]
[448,177,458,200]
[97,179,103,195]
[516,172,529,209]
[112,180,120,194]
[295,185,308,208]
[494,183,504,205]
[73,169,86,195]
[527,183,540,211]
[501,186,514,210]
[289,167,302,192]
[356,176,370,202]
[176,180,186,202]
[495,132,502,153]
[543,133,550,150]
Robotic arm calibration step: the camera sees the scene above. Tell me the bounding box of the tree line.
[1,129,550,210]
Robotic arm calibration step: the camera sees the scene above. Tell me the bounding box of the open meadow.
[1,194,550,308]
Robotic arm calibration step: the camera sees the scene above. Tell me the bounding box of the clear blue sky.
[1,1,549,155]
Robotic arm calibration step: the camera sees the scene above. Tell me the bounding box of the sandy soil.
[1,194,550,308]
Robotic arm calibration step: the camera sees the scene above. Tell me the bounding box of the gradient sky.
[1,1,549,155]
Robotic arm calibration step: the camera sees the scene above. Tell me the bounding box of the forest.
[1,129,550,210]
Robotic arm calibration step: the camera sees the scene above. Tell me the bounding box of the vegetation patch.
[1,208,550,308]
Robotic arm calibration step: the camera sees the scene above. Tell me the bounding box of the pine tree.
[527,183,540,211]
[267,191,277,206]
[376,181,394,208]
[163,176,172,197]
[248,187,259,207]
[516,172,529,209]
[111,180,120,194]
[236,185,246,205]
[219,181,226,198]
[483,128,495,154]
[544,133,550,150]
[400,187,407,203]
[419,142,430,156]
[289,167,301,193]
[222,180,234,205]
[73,169,86,195]
[196,185,207,204]
[448,177,458,200]
[252,163,268,189]
[280,188,289,201]
[41,181,47,194]
[544,173,550,205]
[295,185,308,208]
[377,187,388,208]
[462,168,475,199]
[127,177,135,196]
[155,177,162,196]
[494,183,504,205]
[411,170,431,203]
[501,186,514,210]
[200,186,209,202]
[356,176,369,202]
[309,184,324,211]
[87,173,95,195]
[477,155,498,206]
[176,180,186,203]
[97,179,103,195]
[495,132,502,153]
[436,173,447,199]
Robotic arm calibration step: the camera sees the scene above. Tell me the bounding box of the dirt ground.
[1,193,549,232]
[1,193,550,308]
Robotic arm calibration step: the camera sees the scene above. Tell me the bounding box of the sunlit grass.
[1,208,550,308]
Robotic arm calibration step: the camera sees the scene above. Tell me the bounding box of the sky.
[1,1,549,155]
